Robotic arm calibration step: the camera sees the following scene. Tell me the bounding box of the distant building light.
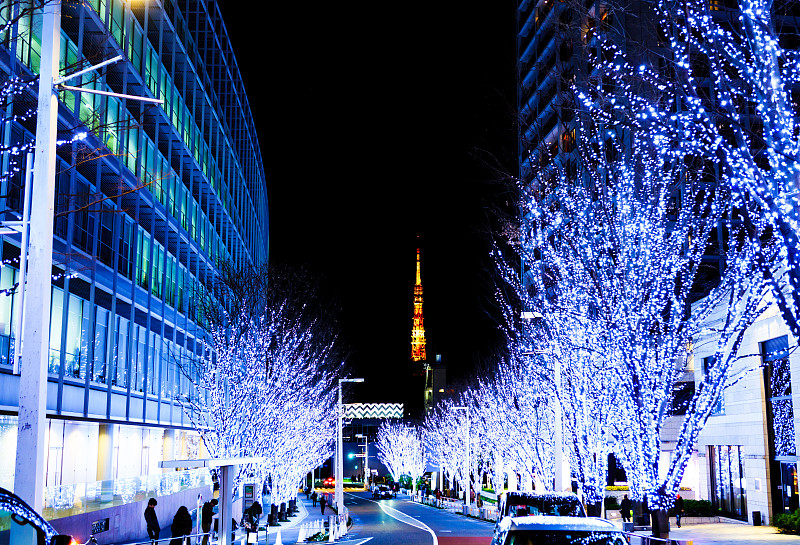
[438,389,444,393]
[521,311,544,319]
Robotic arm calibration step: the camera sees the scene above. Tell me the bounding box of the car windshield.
[0,506,47,545]
[506,531,624,545]
[507,496,585,517]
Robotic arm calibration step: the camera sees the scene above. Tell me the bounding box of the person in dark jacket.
[311,490,318,507]
[320,494,327,514]
[170,505,193,545]
[201,498,218,545]
[243,502,261,543]
[674,494,685,527]
[144,498,160,544]
[620,494,632,523]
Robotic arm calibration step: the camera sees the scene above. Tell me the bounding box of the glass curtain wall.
[709,445,747,520]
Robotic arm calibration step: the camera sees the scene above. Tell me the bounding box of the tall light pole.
[13,0,161,514]
[521,311,565,492]
[356,433,369,487]
[453,406,470,507]
[337,378,364,513]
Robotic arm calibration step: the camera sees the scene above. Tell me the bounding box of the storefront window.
[710,445,747,520]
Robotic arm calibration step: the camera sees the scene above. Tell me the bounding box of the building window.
[709,445,747,519]
[114,316,129,388]
[49,288,64,375]
[763,335,799,516]
[93,307,108,384]
[764,336,795,457]
[703,356,724,415]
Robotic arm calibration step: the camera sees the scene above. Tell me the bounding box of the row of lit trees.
[422,0,799,536]
[490,0,798,535]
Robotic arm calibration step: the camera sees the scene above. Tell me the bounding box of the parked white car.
[372,485,393,499]
[490,515,626,545]
[500,491,586,518]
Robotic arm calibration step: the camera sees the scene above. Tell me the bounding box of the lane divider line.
[345,492,438,545]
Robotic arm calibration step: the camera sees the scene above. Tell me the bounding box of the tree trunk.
[651,508,669,539]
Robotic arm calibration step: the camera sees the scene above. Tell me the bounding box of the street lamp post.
[356,433,369,487]
[453,406,470,507]
[13,0,162,513]
[337,378,364,514]
[521,311,566,492]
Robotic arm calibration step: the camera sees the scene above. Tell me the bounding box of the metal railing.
[42,468,213,521]
[115,532,212,545]
[622,532,693,545]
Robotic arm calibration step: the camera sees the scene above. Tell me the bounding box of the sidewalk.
[250,493,346,544]
[659,523,800,544]
[612,520,800,544]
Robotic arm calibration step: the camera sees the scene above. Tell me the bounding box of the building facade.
[0,0,267,538]
[693,299,799,525]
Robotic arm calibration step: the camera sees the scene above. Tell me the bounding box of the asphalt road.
[342,491,494,545]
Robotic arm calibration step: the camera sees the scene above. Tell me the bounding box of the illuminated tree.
[423,401,471,501]
[179,264,342,499]
[375,421,428,494]
[500,90,772,534]
[473,358,557,494]
[643,0,800,340]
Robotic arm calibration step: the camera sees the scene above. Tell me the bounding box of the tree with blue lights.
[179,264,342,502]
[375,421,427,494]
[502,72,774,533]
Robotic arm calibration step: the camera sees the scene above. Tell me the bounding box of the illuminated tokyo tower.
[411,248,427,362]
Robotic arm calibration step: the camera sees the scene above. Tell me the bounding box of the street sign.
[355,453,366,458]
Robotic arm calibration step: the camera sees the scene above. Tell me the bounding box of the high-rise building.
[0,0,267,540]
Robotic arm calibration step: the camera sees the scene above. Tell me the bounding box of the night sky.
[218,1,518,412]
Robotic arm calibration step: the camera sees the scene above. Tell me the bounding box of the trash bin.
[622,522,634,533]
[753,511,762,526]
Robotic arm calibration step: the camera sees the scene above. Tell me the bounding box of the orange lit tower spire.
[411,248,427,362]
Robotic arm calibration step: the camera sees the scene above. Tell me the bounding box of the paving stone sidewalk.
[250,493,350,545]
[614,521,800,544]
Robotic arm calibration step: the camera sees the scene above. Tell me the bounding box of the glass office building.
[0,0,268,531]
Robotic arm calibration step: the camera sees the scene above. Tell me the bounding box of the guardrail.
[622,532,692,545]
[116,531,211,545]
[412,494,691,544]
[411,494,498,521]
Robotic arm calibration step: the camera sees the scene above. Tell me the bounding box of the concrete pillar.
[97,424,115,480]
[198,436,209,459]
[97,424,115,501]
[13,0,61,516]
[179,430,188,460]
[219,464,235,545]
[162,429,176,471]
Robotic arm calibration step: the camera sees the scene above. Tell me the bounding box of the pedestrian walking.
[243,502,261,544]
[170,505,193,545]
[201,498,218,545]
[144,498,160,544]
[311,490,318,507]
[675,494,685,528]
[320,494,327,514]
[620,494,632,523]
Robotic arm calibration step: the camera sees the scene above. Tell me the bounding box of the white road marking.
[346,492,438,545]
